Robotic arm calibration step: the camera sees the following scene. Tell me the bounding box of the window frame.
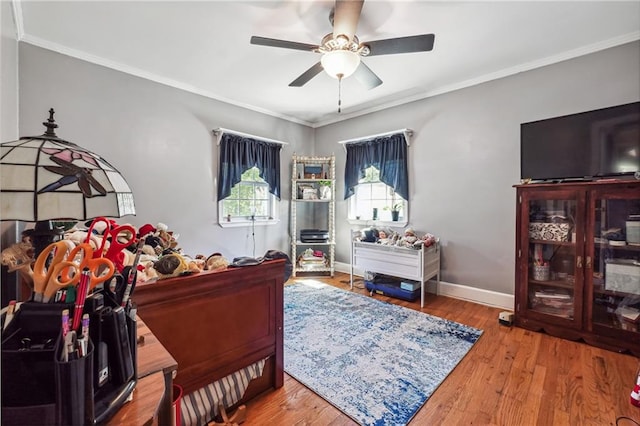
[215,129,283,228]
[218,167,279,228]
[347,166,409,227]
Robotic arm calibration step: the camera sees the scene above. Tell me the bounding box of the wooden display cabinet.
[514,180,640,355]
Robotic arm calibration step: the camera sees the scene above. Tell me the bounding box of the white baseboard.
[334,261,514,311]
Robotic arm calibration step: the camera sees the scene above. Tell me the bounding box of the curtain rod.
[337,128,413,146]
[213,128,288,145]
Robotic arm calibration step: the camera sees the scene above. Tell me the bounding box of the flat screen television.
[520,102,640,181]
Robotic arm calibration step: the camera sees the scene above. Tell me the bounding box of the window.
[344,131,410,225]
[216,131,282,227]
[219,167,277,225]
[348,166,407,224]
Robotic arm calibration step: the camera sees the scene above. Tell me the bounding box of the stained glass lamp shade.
[0,109,136,222]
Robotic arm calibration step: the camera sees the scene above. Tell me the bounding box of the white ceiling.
[13,1,640,127]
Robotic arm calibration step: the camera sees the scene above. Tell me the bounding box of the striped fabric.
[180,358,266,426]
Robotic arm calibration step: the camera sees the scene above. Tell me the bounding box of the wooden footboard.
[132,260,285,396]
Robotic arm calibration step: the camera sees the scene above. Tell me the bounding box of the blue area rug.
[284,281,483,426]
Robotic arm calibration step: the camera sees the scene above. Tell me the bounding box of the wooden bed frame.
[132,259,285,403]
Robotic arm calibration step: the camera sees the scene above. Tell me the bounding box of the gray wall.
[18,43,314,259]
[315,41,640,295]
[10,38,640,296]
[1,0,21,251]
[1,1,18,141]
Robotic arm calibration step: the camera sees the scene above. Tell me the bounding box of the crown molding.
[15,19,639,130]
[11,0,24,40]
[19,33,315,128]
[311,31,640,128]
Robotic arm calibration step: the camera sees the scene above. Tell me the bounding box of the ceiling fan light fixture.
[321,50,361,79]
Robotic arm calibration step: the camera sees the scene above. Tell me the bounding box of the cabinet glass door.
[522,191,583,327]
[588,188,640,337]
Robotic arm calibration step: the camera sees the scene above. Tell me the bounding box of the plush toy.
[142,261,159,281]
[1,242,35,288]
[420,233,437,248]
[205,253,229,271]
[137,223,181,256]
[64,229,102,251]
[153,253,200,279]
[156,223,179,251]
[397,228,418,248]
[138,223,156,239]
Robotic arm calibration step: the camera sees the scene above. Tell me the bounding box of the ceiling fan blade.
[353,61,382,90]
[364,34,435,56]
[250,36,319,52]
[289,62,324,87]
[332,0,364,42]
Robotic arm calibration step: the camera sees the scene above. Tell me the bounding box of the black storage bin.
[1,302,71,426]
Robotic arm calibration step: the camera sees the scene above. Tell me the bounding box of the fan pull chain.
[337,73,344,113]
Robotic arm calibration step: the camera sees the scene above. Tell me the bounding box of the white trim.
[436,280,514,311]
[336,261,514,311]
[218,218,279,228]
[347,218,408,228]
[12,0,24,40]
[311,31,640,128]
[18,24,637,128]
[213,128,287,146]
[18,35,313,127]
[338,129,413,147]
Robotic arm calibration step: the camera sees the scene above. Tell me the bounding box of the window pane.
[244,168,259,181]
[371,183,388,199]
[239,200,253,216]
[349,165,408,222]
[220,166,277,224]
[360,166,380,183]
[255,185,268,200]
[255,201,268,216]
[238,184,254,199]
[223,200,239,216]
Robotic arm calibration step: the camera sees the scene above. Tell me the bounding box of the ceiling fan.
[250,0,435,91]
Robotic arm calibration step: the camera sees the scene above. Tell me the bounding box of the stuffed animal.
[156,223,179,251]
[398,228,418,248]
[205,253,229,271]
[420,233,437,248]
[153,253,200,279]
[1,242,35,288]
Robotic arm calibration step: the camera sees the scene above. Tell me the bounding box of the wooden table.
[107,317,178,425]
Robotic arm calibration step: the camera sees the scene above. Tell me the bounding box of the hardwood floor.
[244,273,640,425]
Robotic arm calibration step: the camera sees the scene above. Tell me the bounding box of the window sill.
[218,218,279,228]
[347,219,408,228]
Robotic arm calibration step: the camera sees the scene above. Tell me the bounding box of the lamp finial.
[42,108,58,137]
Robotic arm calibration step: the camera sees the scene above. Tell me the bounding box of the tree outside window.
[349,166,407,222]
[220,167,276,225]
